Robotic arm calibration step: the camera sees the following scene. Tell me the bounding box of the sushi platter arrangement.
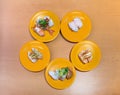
[19,10,101,89]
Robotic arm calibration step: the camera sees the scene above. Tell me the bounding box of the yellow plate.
[61,11,92,42]
[70,41,101,71]
[19,41,50,72]
[29,10,60,42]
[45,58,76,89]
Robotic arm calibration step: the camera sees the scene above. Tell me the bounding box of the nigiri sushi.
[49,67,73,81]
[33,16,54,36]
[78,48,93,64]
[68,17,83,32]
[28,48,43,63]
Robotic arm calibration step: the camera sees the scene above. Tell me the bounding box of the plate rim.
[45,58,76,89]
[61,10,92,42]
[19,40,51,72]
[29,10,61,42]
[70,40,101,71]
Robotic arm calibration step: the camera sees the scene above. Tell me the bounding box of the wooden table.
[1,0,120,95]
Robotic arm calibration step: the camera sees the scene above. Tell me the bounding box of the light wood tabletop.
[1,0,120,95]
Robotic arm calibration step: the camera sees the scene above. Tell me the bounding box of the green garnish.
[58,67,69,77]
[38,19,48,27]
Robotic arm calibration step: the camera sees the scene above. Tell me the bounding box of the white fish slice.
[36,16,42,23]
[49,71,59,80]
[74,18,83,28]
[68,17,83,32]
[34,26,41,32]
[28,51,37,63]
[68,21,78,32]
[48,19,54,27]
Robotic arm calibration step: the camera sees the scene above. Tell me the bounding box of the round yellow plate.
[45,58,76,89]
[70,41,101,71]
[19,41,50,72]
[29,10,60,42]
[61,11,92,42]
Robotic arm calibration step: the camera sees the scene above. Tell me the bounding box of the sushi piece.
[66,68,73,79]
[78,49,93,64]
[33,16,54,36]
[48,19,54,27]
[74,18,83,28]
[68,22,78,32]
[44,16,54,27]
[28,48,43,63]
[49,67,73,81]
[49,70,59,80]
[68,17,83,32]
[33,25,45,36]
